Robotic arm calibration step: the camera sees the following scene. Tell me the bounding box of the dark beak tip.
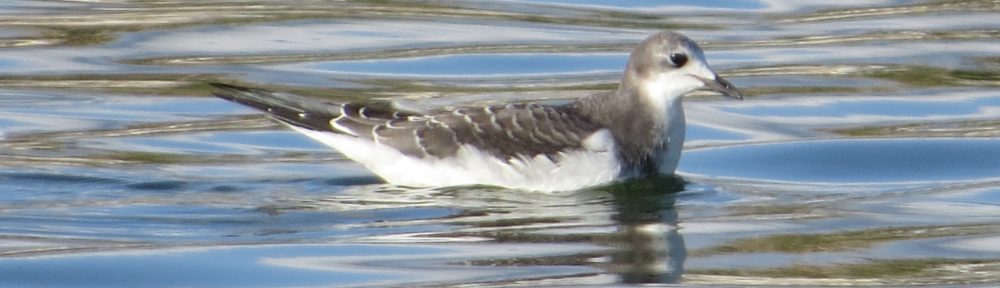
[731,89,745,101]
[694,74,743,100]
[713,75,743,100]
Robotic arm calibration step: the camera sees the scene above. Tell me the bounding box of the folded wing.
[212,83,601,160]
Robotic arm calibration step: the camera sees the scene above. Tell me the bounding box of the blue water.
[0,245,442,287]
[303,53,625,77]
[725,96,1000,118]
[682,138,1000,183]
[0,1,998,287]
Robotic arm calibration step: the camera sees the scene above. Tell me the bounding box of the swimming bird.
[212,31,741,192]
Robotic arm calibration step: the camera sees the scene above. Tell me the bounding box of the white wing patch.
[289,126,621,192]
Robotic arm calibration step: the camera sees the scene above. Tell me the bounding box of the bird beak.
[696,74,743,100]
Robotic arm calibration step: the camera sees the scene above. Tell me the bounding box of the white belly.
[291,127,622,192]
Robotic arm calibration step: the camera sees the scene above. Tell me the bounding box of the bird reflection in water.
[291,175,689,285]
[604,175,687,284]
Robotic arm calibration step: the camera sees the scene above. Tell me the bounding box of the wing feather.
[213,83,604,161]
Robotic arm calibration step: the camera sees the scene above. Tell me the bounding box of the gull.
[212,31,741,192]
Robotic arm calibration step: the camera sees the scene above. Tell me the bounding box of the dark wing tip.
[209,82,383,137]
[210,82,267,101]
[209,82,249,94]
[209,82,241,90]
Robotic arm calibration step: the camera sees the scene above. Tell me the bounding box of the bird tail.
[210,82,343,131]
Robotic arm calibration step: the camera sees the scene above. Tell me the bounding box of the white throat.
[641,72,697,123]
[641,72,692,174]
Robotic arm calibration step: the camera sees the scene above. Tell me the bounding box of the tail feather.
[210,83,341,131]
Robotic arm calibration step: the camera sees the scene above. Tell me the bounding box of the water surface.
[1,0,998,287]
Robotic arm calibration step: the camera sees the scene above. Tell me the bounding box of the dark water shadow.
[594,175,688,284]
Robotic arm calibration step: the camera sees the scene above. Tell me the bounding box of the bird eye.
[669,53,688,67]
